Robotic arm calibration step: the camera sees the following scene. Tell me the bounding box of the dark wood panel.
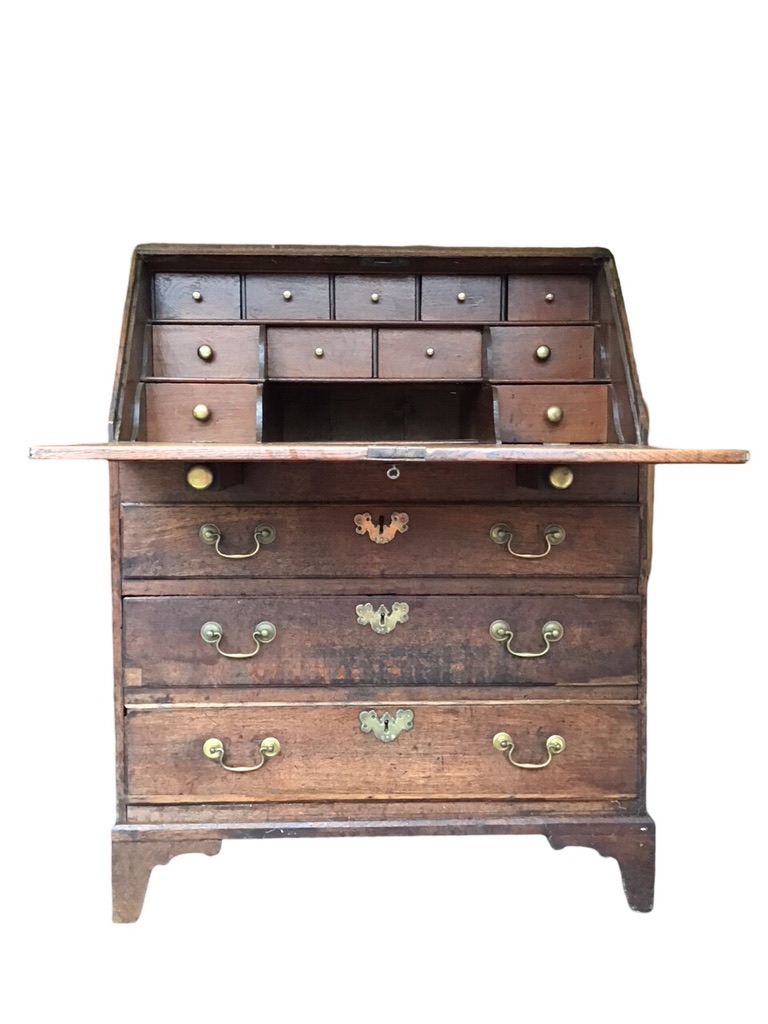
[378,329,482,380]
[144,383,260,442]
[494,384,610,443]
[334,275,416,320]
[121,503,640,579]
[122,594,641,688]
[153,273,241,320]
[152,324,263,379]
[421,276,502,321]
[487,326,594,381]
[508,276,591,321]
[124,702,639,802]
[245,274,330,319]
[266,328,371,378]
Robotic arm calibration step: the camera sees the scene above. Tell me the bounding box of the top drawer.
[245,275,330,319]
[421,276,502,321]
[507,276,591,322]
[334,276,416,320]
[154,274,241,320]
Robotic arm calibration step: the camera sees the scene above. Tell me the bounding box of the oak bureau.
[31,244,748,921]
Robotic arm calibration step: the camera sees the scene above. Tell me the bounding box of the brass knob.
[186,464,214,490]
[315,347,324,357]
[192,290,202,302]
[370,293,380,303]
[457,292,467,302]
[544,292,555,303]
[549,466,574,490]
[535,345,551,361]
[425,347,435,357]
[282,290,292,300]
[197,344,213,362]
[193,404,211,422]
[545,406,563,424]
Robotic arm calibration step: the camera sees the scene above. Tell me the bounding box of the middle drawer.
[121,504,640,578]
[123,594,640,688]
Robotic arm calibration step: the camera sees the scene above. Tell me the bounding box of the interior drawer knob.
[490,522,565,559]
[283,290,292,300]
[200,620,277,659]
[199,522,276,559]
[545,405,563,424]
[535,345,551,361]
[354,511,409,544]
[489,619,564,658]
[457,291,467,302]
[492,732,565,769]
[192,290,203,302]
[192,403,211,422]
[370,292,380,303]
[548,466,574,490]
[544,292,555,303]
[425,347,435,357]
[197,344,214,362]
[203,736,281,771]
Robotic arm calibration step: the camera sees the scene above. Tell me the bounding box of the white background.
[4,1,764,1020]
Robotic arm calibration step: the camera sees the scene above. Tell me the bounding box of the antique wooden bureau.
[31,244,748,921]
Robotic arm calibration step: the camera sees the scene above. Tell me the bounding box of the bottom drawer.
[125,702,638,803]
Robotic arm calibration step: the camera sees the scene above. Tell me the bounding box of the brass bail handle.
[492,732,565,770]
[200,620,276,659]
[203,736,281,772]
[490,619,563,658]
[199,522,276,560]
[354,512,409,544]
[490,523,565,559]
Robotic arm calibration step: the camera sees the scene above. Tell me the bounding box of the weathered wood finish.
[31,245,748,918]
[124,703,639,802]
[122,594,641,688]
[121,503,640,579]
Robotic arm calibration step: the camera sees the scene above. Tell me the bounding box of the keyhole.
[383,717,389,732]
[379,609,386,625]
[377,515,385,534]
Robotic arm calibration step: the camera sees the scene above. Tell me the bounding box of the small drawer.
[494,384,609,442]
[123,595,640,689]
[507,276,591,322]
[245,274,330,320]
[421,276,502,321]
[152,325,263,379]
[334,275,416,320]
[378,329,482,379]
[125,702,639,803]
[144,382,260,442]
[267,328,372,378]
[154,274,241,320]
[487,326,594,381]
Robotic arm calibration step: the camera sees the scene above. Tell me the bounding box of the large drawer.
[124,702,639,802]
[122,594,641,688]
[121,504,641,578]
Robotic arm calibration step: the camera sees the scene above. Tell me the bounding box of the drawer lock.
[359,709,414,743]
[354,511,410,544]
[356,602,409,635]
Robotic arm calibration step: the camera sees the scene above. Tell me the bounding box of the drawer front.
[334,276,416,320]
[267,328,372,378]
[421,276,502,321]
[488,326,594,381]
[123,595,641,688]
[121,504,640,579]
[494,384,609,442]
[245,274,330,320]
[152,325,262,379]
[144,383,260,442]
[507,276,591,322]
[154,274,241,320]
[125,702,639,802]
[118,461,640,504]
[378,329,482,380]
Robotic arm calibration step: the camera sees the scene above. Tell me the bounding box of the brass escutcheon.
[199,522,276,559]
[492,732,565,769]
[356,602,409,635]
[200,620,276,659]
[203,736,281,772]
[354,512,409,544]
[490,522,565,559]
[490,619,563,658]
[359,709,414,743]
